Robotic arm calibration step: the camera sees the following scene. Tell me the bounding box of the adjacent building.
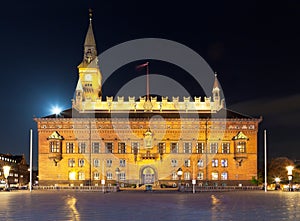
[35,14,262,187]
[0,153,29,188]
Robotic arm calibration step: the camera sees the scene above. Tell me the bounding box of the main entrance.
[141,167,156,184]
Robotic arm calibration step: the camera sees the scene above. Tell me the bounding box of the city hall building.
[35,15,262,188]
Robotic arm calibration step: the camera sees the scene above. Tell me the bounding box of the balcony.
[140,152,159,160]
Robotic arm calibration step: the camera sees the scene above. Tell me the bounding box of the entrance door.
[142,167,155,184]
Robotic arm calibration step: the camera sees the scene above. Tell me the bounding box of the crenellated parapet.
[72,95,224,113]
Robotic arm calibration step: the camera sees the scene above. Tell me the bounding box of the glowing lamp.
[3,166,11,179]
[52,106,62,115]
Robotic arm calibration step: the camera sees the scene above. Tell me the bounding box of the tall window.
[92,142,100,153]
[131,142,140,154]
[212,172,218,180]
[197,172,204,180]
[158,143,165,154]
[184,172,191,180]
[196,142,205,153]
[78,142,86,154]
[106,171,113,180]
[69,171,76,180]
[68,158,75,167]
[66,142,75,153]
[106,159,112,167]
[212,159,218,167]
[184,142,192,154]
[78,171,85,180]
[94,172,100,180]
[236,141,246,153]
[170,143,178,153]
[50,141,60,153]
[221,159,228,167]
[221,172,228,180]
[197,159,204,167]
[120,159,126,167]
[222,143,230,154]
[105,142,113,153]
[78,159,85,167]
[119,172,126,181]
[93,159,100,167]
[171,159,178,167]
[184,159,191,167]
[210,143,218,154]
[118,142,126,154]
[172,172,177,180]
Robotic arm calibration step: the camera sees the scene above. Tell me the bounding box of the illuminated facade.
[35,15,262,187]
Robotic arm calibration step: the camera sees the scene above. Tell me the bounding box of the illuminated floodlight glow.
[52,106,62,115]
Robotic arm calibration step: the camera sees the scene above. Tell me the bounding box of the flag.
[136,62,149,70]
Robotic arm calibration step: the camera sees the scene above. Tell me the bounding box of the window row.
[68,158,126,168]
[171,159,228,168]
[69,171,126,181]
[171,171,228,180]
[50,141,246,154]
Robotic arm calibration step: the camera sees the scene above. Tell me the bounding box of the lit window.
[158,143,166,154]
[197,159,204,167]
[69,171,76,180]
[78,142,86,153]
[212,159,218,167]
[106,171,113,180]
[50,141,60,153]
[221,172,228,180]
[92,142,100,153]
[94,172,100,180]
[197,172,204,180]
[120,159,126,167]
[119,172,126,181]
[222,143,230,154]
[210,143,218,154]
[68,158,75,167]
[236,141,246,153]
[183,142,192,153]
[78,159,85,167]
[184,159,191,167]
[170,143,178,153]
[118,142,126,154]
[184,172,191,180]
[196,142,205,153]
[105,143,113,153]
[212,172,218,180]
[93,159,100,167]
[66,142,75,153]
[172,172,178,180]
[78,171,85,180]
[171,159,178,167]
[221,159,228,167]
[106,159,112,167]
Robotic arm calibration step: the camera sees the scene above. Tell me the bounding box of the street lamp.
[177,168,183,191]
[115,167,120,191]
[274,177,281,190]
[3,166,11,190]
[286,166,294,191]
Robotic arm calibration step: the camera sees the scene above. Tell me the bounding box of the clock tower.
[75,10,102,106]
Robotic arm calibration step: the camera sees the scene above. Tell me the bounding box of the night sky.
[1,0,299,167]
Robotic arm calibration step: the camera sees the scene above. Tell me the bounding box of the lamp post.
[3,166,11,191]
[177,168,183,191]
[115,167,120,192]
[286,166,294,191]
[274,177,281,190]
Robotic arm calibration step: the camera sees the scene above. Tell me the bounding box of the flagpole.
[264,129,267,192]
[146,62,149,101]
[29,129,33,192]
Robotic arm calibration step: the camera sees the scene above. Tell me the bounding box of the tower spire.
[82,9,97,65]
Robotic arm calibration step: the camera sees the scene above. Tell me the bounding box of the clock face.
[85,74,92,81]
